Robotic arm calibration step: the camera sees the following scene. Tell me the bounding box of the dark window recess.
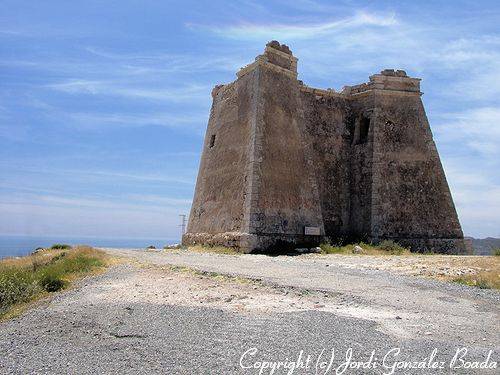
[359,116,370,143]
[353,116,371,145]
[209,134,216,148]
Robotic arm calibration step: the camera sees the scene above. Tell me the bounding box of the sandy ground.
[302,253,498,280]
[102,249,500,345]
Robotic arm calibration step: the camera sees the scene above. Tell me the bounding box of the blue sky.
[0,0,499,240]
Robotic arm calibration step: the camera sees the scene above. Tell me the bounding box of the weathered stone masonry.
[183,41,468,254]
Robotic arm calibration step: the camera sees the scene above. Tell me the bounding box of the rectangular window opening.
[353,116,370,145]
[209,134,216,148]
[359,116,370,143]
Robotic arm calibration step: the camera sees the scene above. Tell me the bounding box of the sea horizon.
[0,234,180,259]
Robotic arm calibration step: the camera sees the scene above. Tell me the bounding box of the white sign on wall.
[304,226,321,236]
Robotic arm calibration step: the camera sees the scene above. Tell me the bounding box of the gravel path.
[104,249,500,344]
[0,249,498,374]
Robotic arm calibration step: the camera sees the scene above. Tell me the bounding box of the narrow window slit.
[209,134,216,148]
[359,116,370,143]
[353,115,370,145]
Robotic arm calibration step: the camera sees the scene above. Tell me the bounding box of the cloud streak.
[188,11,398,41]
[47,79,210,103]
[0,164,197,186]
[435,107,500,157]
[64,111,207,132]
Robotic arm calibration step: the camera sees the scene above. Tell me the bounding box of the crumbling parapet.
[236,42,421,100]
[237,41,298,80]
[342,69,421,96]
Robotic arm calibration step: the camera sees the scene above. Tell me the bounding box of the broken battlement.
[236,42,421,99]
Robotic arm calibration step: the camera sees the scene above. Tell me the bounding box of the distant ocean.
[0,235,179,259]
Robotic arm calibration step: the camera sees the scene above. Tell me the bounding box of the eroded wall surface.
[369,93,465,252]
[184,70,259,245]
[301,93,351,239]
[251,67,324,240]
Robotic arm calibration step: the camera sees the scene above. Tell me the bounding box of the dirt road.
[0,249,498,374]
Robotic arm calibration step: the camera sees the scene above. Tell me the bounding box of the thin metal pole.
[179,214,187,236]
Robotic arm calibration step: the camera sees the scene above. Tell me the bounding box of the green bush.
[0,269,41,314]
[50,252,67,263]
[493,249,500,256]
[50,244,71,250]
[61,253,103,273]
[39,272,65,292]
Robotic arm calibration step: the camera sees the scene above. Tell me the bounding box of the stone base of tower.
[182,232,251,252]
[182,232,323,253]
[183,232,470,254]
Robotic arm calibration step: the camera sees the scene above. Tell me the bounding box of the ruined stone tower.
[183,41,467,254]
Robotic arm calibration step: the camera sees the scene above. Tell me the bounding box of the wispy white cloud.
[0,29,24,36]
[65,111,206,131]
[273,0,342,13]
[0,164,197,186]
[444,163,500,238]
[47,79,210,102]
[84,46,246,74]
[81,170,196,185]
[434,106,500,237]
[187,11,398,41]
[0,191,191,218]
[123,194,192,207]
[435,107,500,156]
[33,194,190,212]
[449,70,500,101]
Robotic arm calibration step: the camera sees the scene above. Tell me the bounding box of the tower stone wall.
[183,41,468,254]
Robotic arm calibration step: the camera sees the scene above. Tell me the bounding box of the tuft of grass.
[183,245,238,255]
[454,278,491,289]
[377,240,408,255]
[421,250,437,255]
[319,241,410,256]
[453,269,499,290]
[319,243,350,254]
[0,246,106,318]
[50,244,72,250]
[493,249,500,256]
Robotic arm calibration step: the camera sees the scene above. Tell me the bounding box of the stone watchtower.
[183,41,468,254]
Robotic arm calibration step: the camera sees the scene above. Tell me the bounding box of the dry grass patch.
[320,240,410,256]
[453,267,499,290]
[409,255,500,290]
